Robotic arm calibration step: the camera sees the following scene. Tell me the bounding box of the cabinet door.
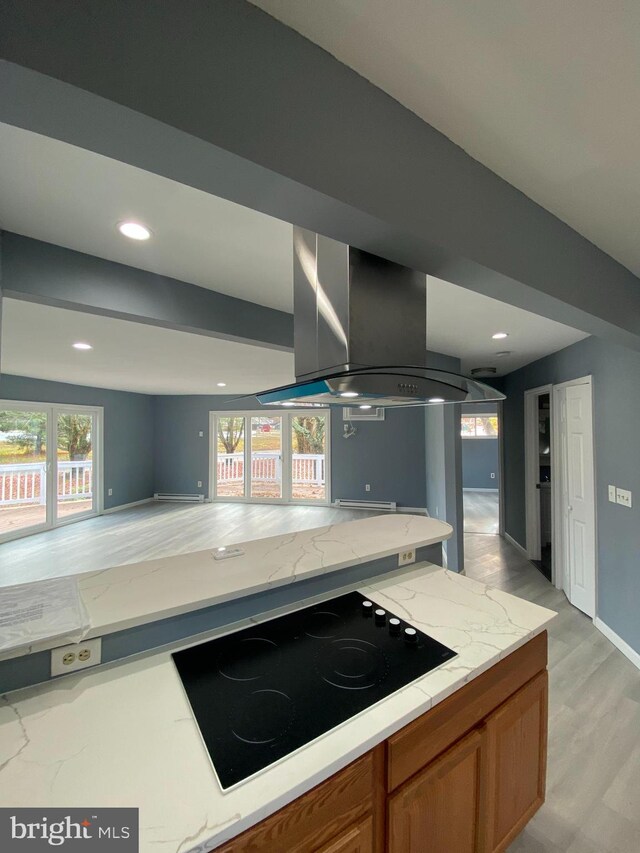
[388,729,484,853]
[316,816,373,853]
[482,671,548,853]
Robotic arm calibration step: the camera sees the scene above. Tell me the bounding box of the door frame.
[209,409,331,506]
[552,375,596,614]
[0,399,103,544]
[524,385,553,567]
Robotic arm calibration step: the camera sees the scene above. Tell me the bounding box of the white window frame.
[209,409,331,506]
[0,399,104,544]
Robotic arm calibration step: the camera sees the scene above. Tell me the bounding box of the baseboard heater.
[154,493,205,503]
[335,499,397,511]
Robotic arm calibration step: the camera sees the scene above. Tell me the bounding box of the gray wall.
[462,440,499,490]
[153,394,428,508]
[501,336,640,655]
[331,407,426,508]
[0,374,154,509]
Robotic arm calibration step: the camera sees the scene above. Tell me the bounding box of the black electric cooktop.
[172,591,457,790]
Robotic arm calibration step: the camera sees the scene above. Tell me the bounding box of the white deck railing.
[0,460,93,507]
[217,452,325,484]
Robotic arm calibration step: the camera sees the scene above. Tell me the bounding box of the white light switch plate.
[608,485,617,503]
[51,638,102,677]
[616,488,632,508]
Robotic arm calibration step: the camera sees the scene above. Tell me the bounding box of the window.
[211,410,330,504]
[461,415,498,438]
[0,401,102,542]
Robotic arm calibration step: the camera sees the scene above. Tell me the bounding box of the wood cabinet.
[388,730,485,853]
[482,671,548,853]
[316,817,374,853]
[214,632,548,853]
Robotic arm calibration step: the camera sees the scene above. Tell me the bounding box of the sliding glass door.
[0,405,49,539]
[55,410,98,523]
[0,401,102,542]
[211,410,330,505]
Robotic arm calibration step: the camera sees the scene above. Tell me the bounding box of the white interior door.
[559,380,596,617]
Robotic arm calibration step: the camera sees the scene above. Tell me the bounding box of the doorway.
[210,409,330,505]
[0,400,103,542]
[524,388,553,580]
[461,407,500,534]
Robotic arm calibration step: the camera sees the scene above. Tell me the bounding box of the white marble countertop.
[0,561,555,853]
[78,514,452,636]
[1,514,452,662]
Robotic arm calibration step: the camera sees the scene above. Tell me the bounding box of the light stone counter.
[78,513,452,636]
[0,562,555,853]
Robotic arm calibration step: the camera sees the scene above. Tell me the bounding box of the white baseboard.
[594,618,640,671]
[463,487,499,493]
[503,532,529,558]
[333,502,427,514]
[102,497,154,515]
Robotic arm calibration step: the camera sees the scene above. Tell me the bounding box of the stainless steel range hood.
[256,228,505,408]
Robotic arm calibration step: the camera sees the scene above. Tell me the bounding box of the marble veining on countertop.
[0,562,555,853]
[77,513,452,636]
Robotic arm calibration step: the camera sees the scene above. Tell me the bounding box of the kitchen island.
[0,550,555,852]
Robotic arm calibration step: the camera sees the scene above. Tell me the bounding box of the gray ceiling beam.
[1,233,293,351]
[1,0,639,350]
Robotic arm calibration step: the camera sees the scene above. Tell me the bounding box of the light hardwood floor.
[464,533,640,853]
[463,488,499,534]
[0,501,379,586]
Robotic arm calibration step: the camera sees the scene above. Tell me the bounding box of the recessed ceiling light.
[359,404,372,410]
[216,382,227,387]
[495,351,512,358]
[72,342,92,350]
[428,397,445,403]
[492,332,509,340]
[117,221,151,241]
[339,392,359,398]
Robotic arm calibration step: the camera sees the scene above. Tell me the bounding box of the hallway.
[464,533,640,853]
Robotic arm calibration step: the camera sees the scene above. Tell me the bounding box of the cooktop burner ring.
[301,608,345,640]
[230,688,296,745]
[218,637,281,682]
[314,638,389,690]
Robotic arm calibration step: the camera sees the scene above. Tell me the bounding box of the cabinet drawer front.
[388,730,484,853]
[317,816,374,853]
[482,670,548,853]
[387,632,547,791]
[214,750,377,853]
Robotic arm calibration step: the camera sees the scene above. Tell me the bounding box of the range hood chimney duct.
[256,228,505,409]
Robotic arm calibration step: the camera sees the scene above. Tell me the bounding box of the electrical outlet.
[398,549,416,567]
[608,485,617,503]
[365,484,371,492]
[198,430,204,437]
[616,488,632,508]
[197,480,203,488]
[490,472,496,479]
[108,488,113,496]
[51,638,102,677]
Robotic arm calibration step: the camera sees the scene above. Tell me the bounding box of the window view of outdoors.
[461,415,499,438]
[290,415,327,501]
[0,410,94,537]
[215,413,328,502]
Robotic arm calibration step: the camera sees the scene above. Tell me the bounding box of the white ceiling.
[0,123,587,391]
[426,276,587,376]
[0,122,294,313]
[251,0,640,279]
[0,300,295,396]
